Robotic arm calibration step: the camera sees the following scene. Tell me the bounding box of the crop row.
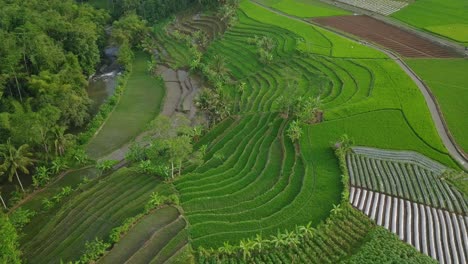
[198,205,374,264]
[351,187,467,264]
[99,206,186,264]
[176,113,327,248]
[346,148,467,214]
[22,168,169,263]
[336,0,408,16]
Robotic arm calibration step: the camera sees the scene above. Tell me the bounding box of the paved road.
[251,0,468,170]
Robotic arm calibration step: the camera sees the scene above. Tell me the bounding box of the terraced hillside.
[199,204,375,263]
[175,114,326,248]
[347,147,468,263]
[99,206,188,264]
[21,168,173,263]
[171,0,459,251]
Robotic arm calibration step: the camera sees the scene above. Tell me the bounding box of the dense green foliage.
[392,0,468,45]
[344,227,437,263]
[406,58,468,153]
[94,0,231,22]
[0,0,108,131]
[0,213,21,264]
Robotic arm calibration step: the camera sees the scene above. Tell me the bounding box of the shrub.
[96,160,119,172]
[32,166,51,188]
[9,208,36,230]
[79,237,110,263]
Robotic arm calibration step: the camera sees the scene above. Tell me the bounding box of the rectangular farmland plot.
[312,15,461,58]
[351,187,468,264]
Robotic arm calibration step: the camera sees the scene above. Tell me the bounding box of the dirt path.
[250,0,468,170]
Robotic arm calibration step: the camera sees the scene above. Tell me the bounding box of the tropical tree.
[253,234,267,251]
[239,239,254,260]
[32,166,50,188]
[0,139,35,192]
[298,222,316,238]
[50,157,68,174]
[0,192,7,209]
[287,120,303,143]
[51,126,74,157]
[331,203,343,215]
[336,134,353,152]
[0,212,21,263]
[211,54,229,77]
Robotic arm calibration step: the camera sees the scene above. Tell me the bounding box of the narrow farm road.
[250,0,468,170]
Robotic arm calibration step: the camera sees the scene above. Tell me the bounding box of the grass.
[406,58,468,153]
[100,206,185,264]
[171,0,460,250]
[175,113,343,248]
[86,52,165,159]
[305,110,457,168]
[241,0,386,58]
[21,167,172,263]
[392,0,468,45]
[256,0,350,18]
[17,167,100,213]
[344,227,437,264]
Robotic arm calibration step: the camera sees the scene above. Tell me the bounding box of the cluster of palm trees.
[0,139,35,209]
[199,222,317,260]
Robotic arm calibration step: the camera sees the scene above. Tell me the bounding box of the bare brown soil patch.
[312,15,461,58]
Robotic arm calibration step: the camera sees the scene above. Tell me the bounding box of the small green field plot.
[305,110,458,168]
[16,167,99,213]
[256,0,350,18]
[241,0,386,58]
[392,0,468,45]
[153,24,192,68]
[99,206,188,264]
[86,52,165,159]
[21,168,172,263]
[406,59,468,153]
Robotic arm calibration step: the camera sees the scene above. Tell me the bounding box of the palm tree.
[331,204,343,215]
[239,239,254,260]
[0,139,35,192]
[253,234,267,251]
[51,126,74,157]
[211,55,229,76]
[299,222,316,238]
[0,191,7,209]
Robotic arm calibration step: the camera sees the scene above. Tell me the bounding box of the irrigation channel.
[251,0,468,171]
[87,46,121,115]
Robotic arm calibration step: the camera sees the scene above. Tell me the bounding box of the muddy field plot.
[312,15,460,58]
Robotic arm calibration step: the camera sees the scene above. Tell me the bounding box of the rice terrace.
[0,0,467,264]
